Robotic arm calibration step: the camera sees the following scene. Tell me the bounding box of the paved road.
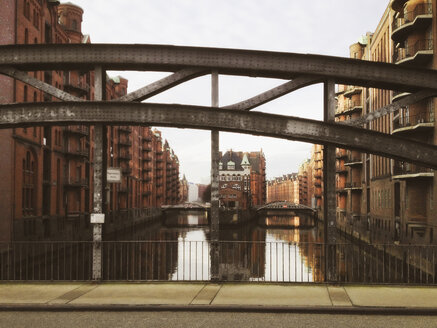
[0,312,436,328]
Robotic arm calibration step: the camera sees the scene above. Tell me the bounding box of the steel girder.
[0,101,435,169]
[0,66,82,101]
[224,75,323,111]
[115,68,207,102]
[1,44,437,92]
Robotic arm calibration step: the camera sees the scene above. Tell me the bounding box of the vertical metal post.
[323,79,337,282]
[92,66,105,280]
[210,71,220,281]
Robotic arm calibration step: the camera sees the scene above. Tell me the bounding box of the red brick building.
[218,150,266,209]
[0,0,180,241]
[266,173,299,204]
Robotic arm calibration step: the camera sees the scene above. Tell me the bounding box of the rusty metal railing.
[0,241,436,284]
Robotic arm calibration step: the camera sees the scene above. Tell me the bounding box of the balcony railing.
[143,155,152,162]
[343,86,362,98]
[118,152,132,161]
[345,157,363,166]
[119,126,132,133]
[345,182,362,189]
[345,100,362,111]
[65,148,88,158]
[392,3,432,33]
[118,139,132,147]
[393,111,434,131]
[393,39,433,64]
[393,162,434,176]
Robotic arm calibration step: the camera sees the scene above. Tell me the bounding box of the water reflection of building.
[219,224,266,280]
[266,226,324,282]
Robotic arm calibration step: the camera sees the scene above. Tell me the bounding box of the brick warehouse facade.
[0,0,180,242]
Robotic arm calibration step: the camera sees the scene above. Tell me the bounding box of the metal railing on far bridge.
[0,241,436,285]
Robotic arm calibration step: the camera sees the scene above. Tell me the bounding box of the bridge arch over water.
[1,44,436,281]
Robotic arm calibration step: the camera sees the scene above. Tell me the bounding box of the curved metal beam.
[0,101,436,168]
[114,68,207,102]
[1,44,437,92]
[223,75,323,111]
[0,66,82,102]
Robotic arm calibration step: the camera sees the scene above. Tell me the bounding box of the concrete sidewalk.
[1,283,437,314]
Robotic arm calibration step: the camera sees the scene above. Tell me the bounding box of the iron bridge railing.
[0,241,436,284]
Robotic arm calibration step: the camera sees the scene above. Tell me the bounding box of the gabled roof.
[220,150,244,171]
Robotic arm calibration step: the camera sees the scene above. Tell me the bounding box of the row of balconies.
[392,2,432,42]
[393,161,434,178]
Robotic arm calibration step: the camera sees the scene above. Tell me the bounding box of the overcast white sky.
[70,0,390,184]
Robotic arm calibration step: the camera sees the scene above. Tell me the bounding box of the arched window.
[72,19,77,31]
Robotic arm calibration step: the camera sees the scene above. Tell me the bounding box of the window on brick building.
[23,1,30,19]
[22,151,36,216]
[24,28,28,44]
[72,19,78,31]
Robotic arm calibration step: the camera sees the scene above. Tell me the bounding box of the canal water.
[104,213,326,282]
[2,213,434,283]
